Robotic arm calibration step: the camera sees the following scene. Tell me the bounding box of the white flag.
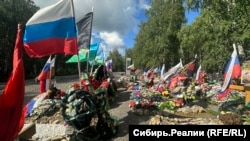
[163,59,183,81]
[160,64,165,80]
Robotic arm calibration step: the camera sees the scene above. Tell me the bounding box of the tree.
[132,0,186,70]
[179,0,250,72]
[0,0,38,81]
[106,49,125,72]
[125,48,133,59]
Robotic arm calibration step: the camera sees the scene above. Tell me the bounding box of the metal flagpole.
[87,50,89,74]
[77,53,82,88]
[70,0,82,88]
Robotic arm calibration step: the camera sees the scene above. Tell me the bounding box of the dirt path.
[108,88,151,141]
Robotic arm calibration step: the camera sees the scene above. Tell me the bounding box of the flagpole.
[49,55,52,80]
[70,0,82,87]
[49,55,53,87]
[87,50,89,74]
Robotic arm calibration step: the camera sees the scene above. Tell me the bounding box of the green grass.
[206,109,218,116]
[207,100,219,106]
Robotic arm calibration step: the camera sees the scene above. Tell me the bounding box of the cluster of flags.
[159,46,242,101]
[0,0,95,140]
[159,47,241,101]
[154,58,196,89]
[66,42,99,63]
[66,41,104,66]
[37,56,56,93]
[168,59,196,89]
[162,59,183,82]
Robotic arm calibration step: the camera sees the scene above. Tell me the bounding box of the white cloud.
[100,32,124,47]
[32,0,150,57]
[99,31,125,56]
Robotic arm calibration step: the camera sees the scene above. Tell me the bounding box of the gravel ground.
[22,73,221,141]
[23,73,151,141]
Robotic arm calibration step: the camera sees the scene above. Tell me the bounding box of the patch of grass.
[208,100,219,106]
[206,109,218,116]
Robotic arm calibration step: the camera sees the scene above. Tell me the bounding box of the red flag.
[186,61,196,71]
[168,73,187,89]
[0,24,25,141]
[217,88,232,100]
[181,59,196,77]
[168,59,196,89]
[168,75,179,89]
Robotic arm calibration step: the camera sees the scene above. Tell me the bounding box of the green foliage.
[242,114,250,125]
[133,0,185,69]
[158,101,175,110]
[178,0,250,72]
[128,0,250,73]
[106,49,125,72]
[0,0,39,81]
[125,48,133,60]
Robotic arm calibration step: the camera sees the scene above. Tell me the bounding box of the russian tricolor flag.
[217,44,242,100]
[38,56,55,80]
[37,56,55,92]
[24,93,48,117]
[23,0,78,58]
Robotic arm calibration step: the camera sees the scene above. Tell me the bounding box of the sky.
[33,0,199,58]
